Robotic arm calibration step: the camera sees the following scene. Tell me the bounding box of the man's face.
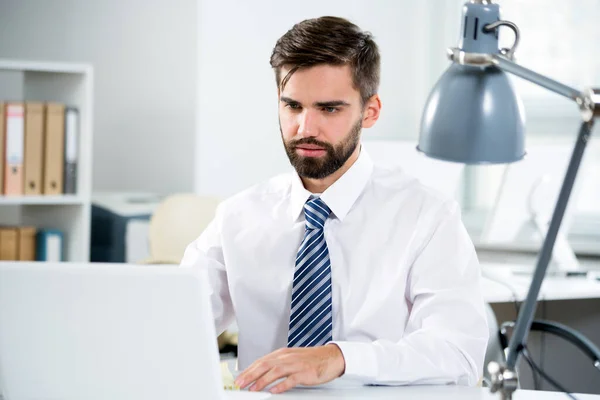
[278,64,365,180]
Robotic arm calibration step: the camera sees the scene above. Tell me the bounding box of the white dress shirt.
[180,146,489,386]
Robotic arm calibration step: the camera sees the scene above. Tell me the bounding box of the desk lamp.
[417,1,599,399]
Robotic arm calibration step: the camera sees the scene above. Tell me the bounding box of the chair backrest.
[146,194,220,264]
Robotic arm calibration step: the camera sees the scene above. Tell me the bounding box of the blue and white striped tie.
[288,196,333,347]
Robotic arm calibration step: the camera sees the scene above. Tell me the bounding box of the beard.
[281,118,362,180]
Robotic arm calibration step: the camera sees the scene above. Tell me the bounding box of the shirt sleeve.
[330,201,489,386]
[179,204,235,335]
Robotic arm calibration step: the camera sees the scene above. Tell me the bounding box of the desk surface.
[241,385,600,399]
[482,266,600,303]
[479,253,600,303]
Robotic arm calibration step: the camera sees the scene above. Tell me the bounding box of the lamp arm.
[503,119,594,370]
[486,55,600,371]
[491,55,584,104]
[489,120,595,400]
[447,48,600,121]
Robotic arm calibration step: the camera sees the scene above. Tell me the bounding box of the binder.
[43,103,65,195]
[24,102,45,195]
[18,226,37,261]
[0,228,19,260]
[36,229,63,261]
[0,102,5,194]
[64,107,79,194]
[4,103,25,196]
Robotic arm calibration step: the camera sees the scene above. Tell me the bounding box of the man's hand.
[234,344,346,394]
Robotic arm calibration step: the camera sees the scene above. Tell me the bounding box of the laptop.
[0,262,269,400]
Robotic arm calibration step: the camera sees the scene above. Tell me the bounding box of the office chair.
[141,193,221,264]
[483,303,600,389]
[139,193,238,354]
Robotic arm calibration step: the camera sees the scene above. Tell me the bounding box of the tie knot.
[303,197,331,230]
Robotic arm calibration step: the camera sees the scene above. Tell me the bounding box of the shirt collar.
[290,145,373,223]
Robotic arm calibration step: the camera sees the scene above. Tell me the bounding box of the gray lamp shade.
[417,63,526,164]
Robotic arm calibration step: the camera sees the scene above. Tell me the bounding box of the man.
[181,16,489,394]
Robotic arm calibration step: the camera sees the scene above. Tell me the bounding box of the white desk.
[242,385,600,399]
[481,262,600,303]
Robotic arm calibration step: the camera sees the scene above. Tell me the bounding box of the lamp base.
[488,361,519,400]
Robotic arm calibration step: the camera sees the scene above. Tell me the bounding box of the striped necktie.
[288,196,333,347]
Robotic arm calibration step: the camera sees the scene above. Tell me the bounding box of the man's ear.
[362,94,382,129]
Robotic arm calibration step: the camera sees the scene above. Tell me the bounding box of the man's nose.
[297,109,318,138]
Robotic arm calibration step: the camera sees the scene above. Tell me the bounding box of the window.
[498,0,600,125]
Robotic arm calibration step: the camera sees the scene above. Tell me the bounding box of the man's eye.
[286,103,301,110]
[323,107,338,113]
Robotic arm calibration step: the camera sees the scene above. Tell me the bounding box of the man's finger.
[236,348,303,388]
[250,361,303,392]
[235,358,273,388]
[269,372,304,394]
[272,347,293,357]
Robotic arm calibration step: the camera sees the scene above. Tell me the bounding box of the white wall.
[0,0,197,195]
[195,0,462,198]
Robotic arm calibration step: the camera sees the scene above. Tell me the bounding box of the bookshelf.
[0,59,93,262]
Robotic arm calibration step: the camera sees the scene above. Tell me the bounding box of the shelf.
[0,196,87,206]
[0,59,93,262]
[0,59,91,75]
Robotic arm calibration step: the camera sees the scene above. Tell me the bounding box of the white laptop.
[0,262,269,400]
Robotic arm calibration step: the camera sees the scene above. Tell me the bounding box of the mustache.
[288,138,333,151]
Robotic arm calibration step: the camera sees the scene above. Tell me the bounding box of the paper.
[221,361,271,398]
[221,361,239,390]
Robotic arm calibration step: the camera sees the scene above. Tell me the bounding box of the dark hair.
[270,16,380,106]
